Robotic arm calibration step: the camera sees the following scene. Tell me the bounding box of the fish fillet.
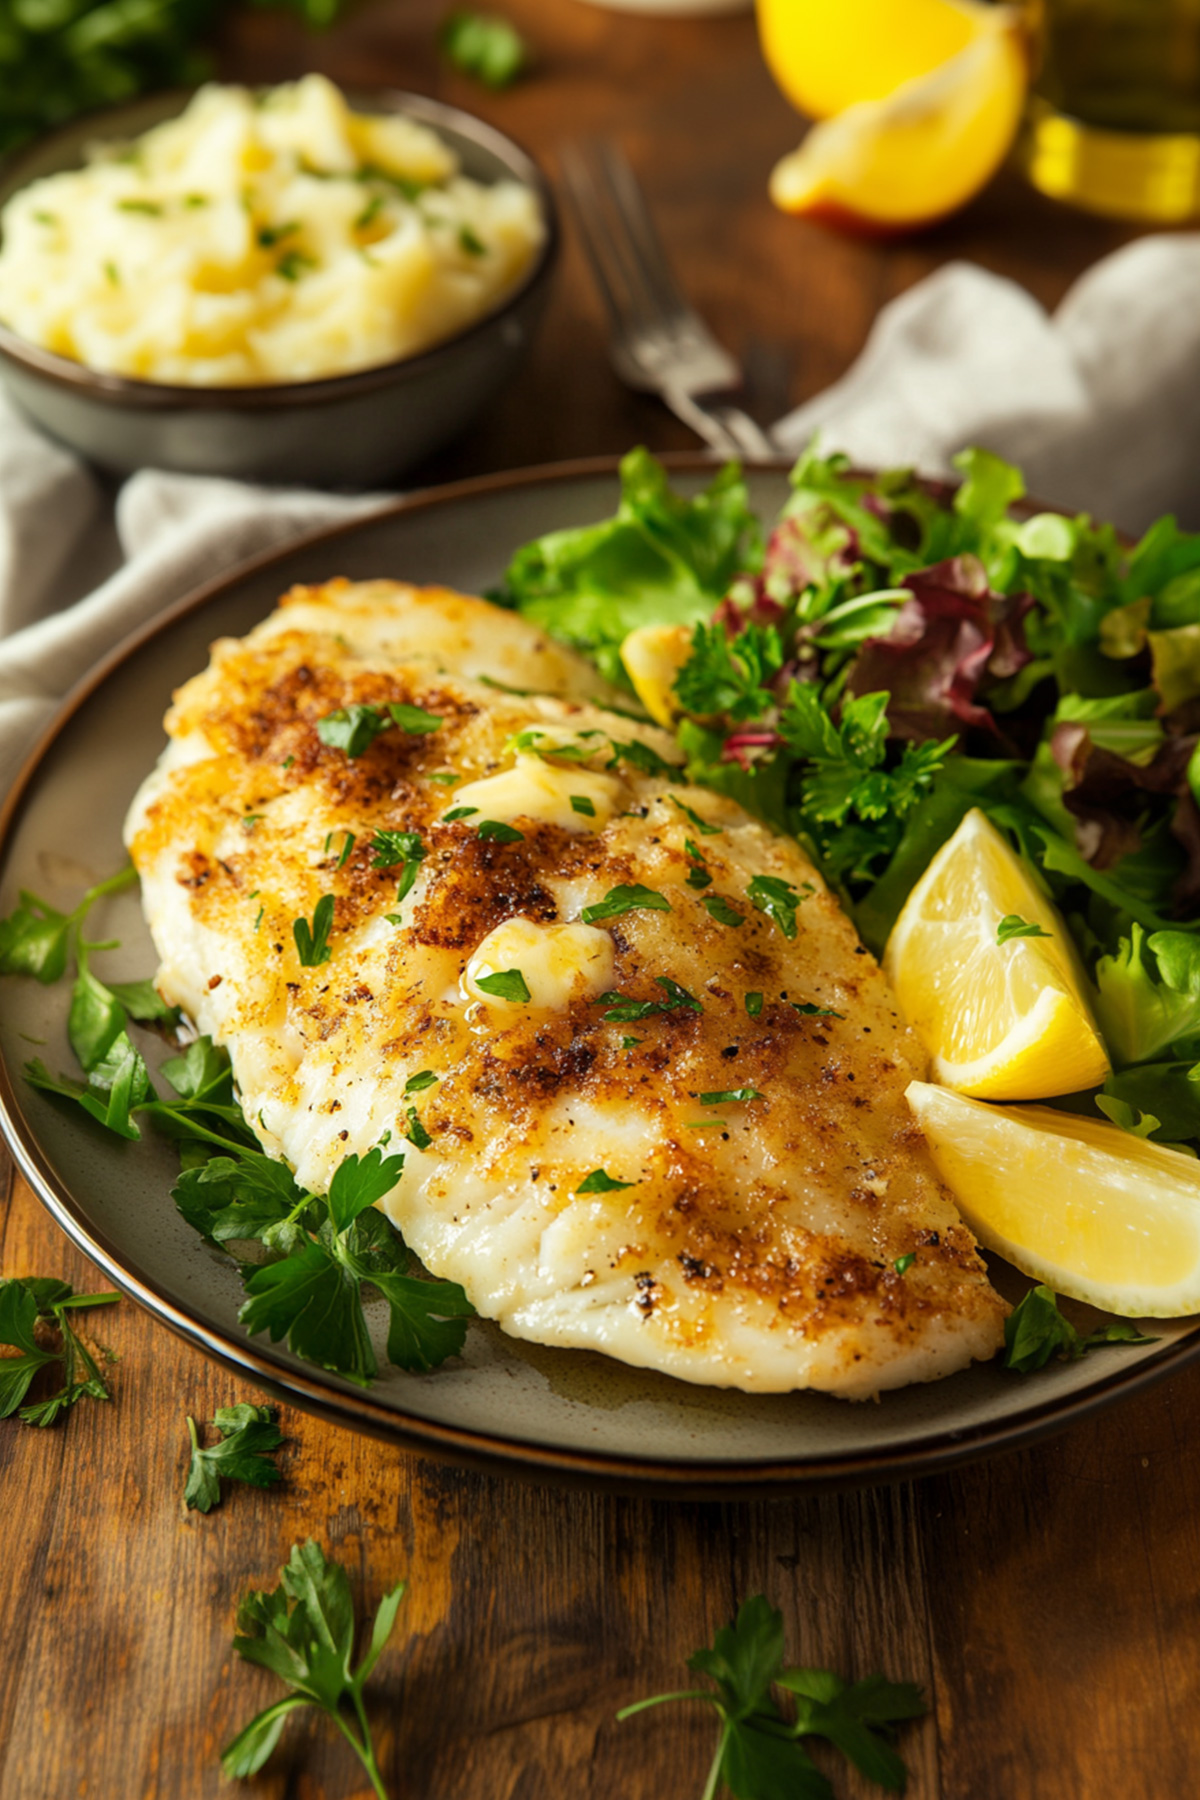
[125,577,1007,1398]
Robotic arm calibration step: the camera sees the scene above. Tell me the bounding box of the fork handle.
[666,387,780,461]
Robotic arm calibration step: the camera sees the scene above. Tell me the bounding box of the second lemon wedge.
[907,1081,1200,1317]
[768,19,1027,232]
[883,807,1110,1100]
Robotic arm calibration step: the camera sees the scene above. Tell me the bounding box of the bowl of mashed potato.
[0,76,556,485]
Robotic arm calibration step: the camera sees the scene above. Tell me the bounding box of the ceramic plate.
[2,457,1197,1496]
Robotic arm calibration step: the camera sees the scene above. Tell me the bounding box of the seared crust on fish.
[125,578,1007,1398]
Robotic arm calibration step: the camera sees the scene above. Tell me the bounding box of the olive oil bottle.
[1019,0,1200,219]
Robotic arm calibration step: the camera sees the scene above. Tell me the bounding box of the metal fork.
[560,139,779,461]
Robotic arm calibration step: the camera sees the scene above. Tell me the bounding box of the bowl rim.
[0,84,560,411]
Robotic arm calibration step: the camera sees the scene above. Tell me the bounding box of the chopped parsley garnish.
[894,1253,916,1276]
[507,726,676,779]
[336,831,356,868]
[404,1106,432,1151]
[620,1035,643,1049]
[581,884,671,924]
[597,976,701,1021]
[317,700,441,758]
[404,1070,439,1095]
[790,1001,844,1020]
[221,1540,405,1787]
[997,914,1053,944]
[618,1593,926,1799]
[293,894,334,967]
[459,224,486,256]
[317,704,390,757]
[698,1087,763,1106]
[476,818,524,843]
[505,728,593,761]
[0,1277,119,1426]
[684,840,712,890]
[388,702,442,735]
[276,249,317,282]
[607,735,677,778]
[569,794,596,817]
[116,198,161,216]
[184,1404,284,1513]
[576,1168,634,1194]
[671,796,721,835]
[747,874,811,941]
[241,813,263,832]
[427,770,460,786]
[443,805,479,823]
[370,828,425,870]
[104,260,119,286]
[745,992,763,1017]
[256,219,299,247]
[354,193,386,231]
[702,894,743,927]
[475,967,531,1004]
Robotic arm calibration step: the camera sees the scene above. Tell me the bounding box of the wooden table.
[1,4,1189,1796]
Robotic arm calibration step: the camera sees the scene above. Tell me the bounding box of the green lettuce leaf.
[500,448,761,684]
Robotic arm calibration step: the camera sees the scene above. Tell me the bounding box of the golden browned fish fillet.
[125,578,1007,1398]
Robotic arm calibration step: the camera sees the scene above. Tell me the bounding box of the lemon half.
[883,807,1110,1100]
[908,1081,1200,1317]
[768,20,1026,232]
[756,0,992,121]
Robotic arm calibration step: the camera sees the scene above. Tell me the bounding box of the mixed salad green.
[498,443,1200,1148]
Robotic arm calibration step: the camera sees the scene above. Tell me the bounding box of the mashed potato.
[0,75,545,385]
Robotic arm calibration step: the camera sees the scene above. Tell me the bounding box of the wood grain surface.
[1,3,1194,1797]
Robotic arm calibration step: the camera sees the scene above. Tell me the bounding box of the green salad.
[497,443,1200,1149]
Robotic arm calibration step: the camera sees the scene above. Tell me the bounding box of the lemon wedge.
[907,1080,1200,1316]
[620,623,693,728]
[882,807,1110,1099]
[768,20,1027,232]
[756,0,990,121]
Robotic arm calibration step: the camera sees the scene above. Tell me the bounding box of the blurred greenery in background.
[0,0,342,157]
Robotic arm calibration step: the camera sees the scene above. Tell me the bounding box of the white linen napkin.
[3,229,1200,797]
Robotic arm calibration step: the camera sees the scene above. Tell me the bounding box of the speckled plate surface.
[2,457,1198,1496]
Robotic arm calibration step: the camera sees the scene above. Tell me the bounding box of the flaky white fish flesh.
[125,578,1007,1398]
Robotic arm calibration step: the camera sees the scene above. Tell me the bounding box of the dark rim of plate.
[0,87,560,410]
[1,453,1196,1498]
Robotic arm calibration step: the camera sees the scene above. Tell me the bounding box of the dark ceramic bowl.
[0,89,558,488]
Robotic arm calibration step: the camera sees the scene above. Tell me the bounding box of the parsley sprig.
[618,1594,926,1799]
[0,1277,119,1425]
[184,1404,285,1513]
[1002,1285,1156,1373]
[0,865,136,984]
[222,1539,405,1795]
[28,1024,472,1385]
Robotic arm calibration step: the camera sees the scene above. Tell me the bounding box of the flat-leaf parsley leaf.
[184,1403,285,1513]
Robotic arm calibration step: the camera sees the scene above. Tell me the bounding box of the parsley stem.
[700,1723,729,1800]
[615,1690,702,1719]
[331,1706,388,1800]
